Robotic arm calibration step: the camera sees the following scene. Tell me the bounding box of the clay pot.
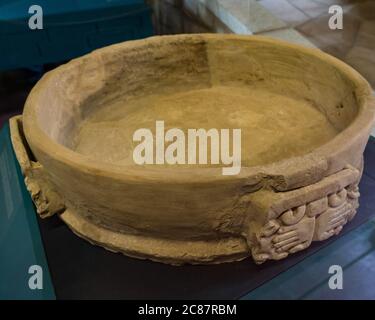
[11,34,375,265]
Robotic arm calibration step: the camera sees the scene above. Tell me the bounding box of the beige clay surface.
[74,86,337,167]
[11,34,375,265]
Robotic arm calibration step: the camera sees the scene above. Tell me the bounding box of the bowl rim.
[22,34,375,185]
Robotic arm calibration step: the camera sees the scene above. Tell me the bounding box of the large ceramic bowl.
[11,34,375,265]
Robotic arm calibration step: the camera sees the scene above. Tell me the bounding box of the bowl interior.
[32,35,363,168]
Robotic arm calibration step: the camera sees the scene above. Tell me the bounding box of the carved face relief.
[252,168,360,264]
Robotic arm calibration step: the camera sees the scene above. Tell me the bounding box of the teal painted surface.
[0,0,154,70]
[0,0,145,20]
[0,122,55,300]
[241,219,375,300]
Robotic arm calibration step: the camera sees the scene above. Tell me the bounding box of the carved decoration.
[252,175,360,264]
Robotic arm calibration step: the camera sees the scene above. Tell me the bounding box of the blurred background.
[1,0,374,132]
